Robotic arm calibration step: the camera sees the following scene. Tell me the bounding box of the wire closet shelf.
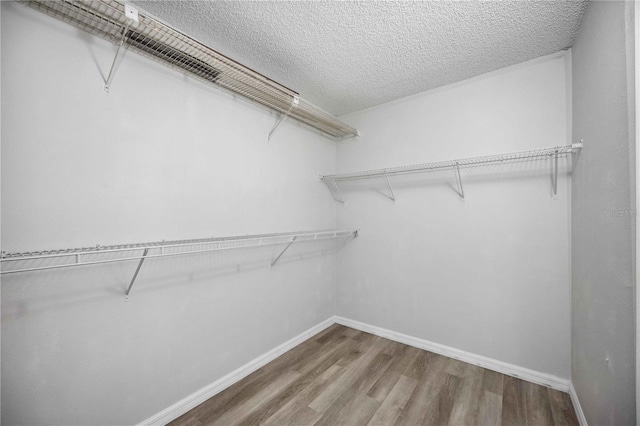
[0,229,359,275]
[320,143,584,202]
[19,0,359,140]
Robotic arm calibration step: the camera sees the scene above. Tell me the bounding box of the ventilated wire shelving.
[321,143,584,202]
[19,0,359,140]
[1,229,359,300]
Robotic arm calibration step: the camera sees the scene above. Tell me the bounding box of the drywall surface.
[136,1,587,116]
[1,3,337,424]
[571,1,636,424]
[336,54,572,379]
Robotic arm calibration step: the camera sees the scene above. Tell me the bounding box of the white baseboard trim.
[334,316,571,392]
[137,317,335,426]
[569,382,588,426]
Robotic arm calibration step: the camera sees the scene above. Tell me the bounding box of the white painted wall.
[571,1,636,424]
[637,3,640,422]
[1,2,338,424]
[335,53,572,379]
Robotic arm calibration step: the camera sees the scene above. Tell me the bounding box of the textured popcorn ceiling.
[134,1,587,116]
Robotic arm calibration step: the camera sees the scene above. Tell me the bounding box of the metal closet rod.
[0,229,359,275]
[321,143,583,182]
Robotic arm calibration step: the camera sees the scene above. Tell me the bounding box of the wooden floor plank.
[501,375,527,426]
[394,354,449,426]
[282,406,323,425]
[367,344,421,402]
[475,390,503,426]
[403,350,431,380]
[482,369,505,395]
[448,361,484,425]
[444,357,469,377]
[547,388,580,426]
[235,338,357,425]
[367,374,417,425]
[309,336,389,413]
[209,370,301,425]
[170,415,202,426]
[169,326,579,426]
[314,324,348,344]
[263,364,345,425]
[523,380,554,426]
[307,351,392,426]
[421,372,461,425]
[314,392,380,426]
[312,344,394,426]
[335,332,382,367]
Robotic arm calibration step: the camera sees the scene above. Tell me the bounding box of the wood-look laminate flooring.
[170,325,579,426]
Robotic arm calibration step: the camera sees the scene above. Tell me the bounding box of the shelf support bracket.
[125,247,148,302]
[383,172,396,201]
[271,236,297,267]
[551,150,559,198]
[268,96,299,141]
[341,230,359,247]
[323,178,345,204]
[454,163,465,201]
[104,20,133,93]
[331,180,345,204]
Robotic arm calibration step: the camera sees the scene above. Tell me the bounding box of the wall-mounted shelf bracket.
[104,5,138,93]
[551,149,559,198]
[342,229,359,247]
[124,247,148,302]
[268,96,299,141]
[322,177,345,204]
[271,236,297,267]
[454,163,465,201]
[383,172,396,201]
[104,20,132,93]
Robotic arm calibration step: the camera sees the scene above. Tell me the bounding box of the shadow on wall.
[334,154,577,201]
[1,237,350,322]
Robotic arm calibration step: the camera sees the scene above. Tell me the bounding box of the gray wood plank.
[502,375,527,426]
[236,330,362,425]
[312,349,394,426]
[394,354,449,426]
[309,336,388,413]
[421,372,461,425]
[482,368,505,395]
[448,361,484,425]
[263,364,345,426]
[547,388,580,426]
[283,406,323,425]
[315,324,349,345]
[367,374,417,425]
[314,393,380,426]
[475,390,503,426]
[444,357,469,377]
[523,380,554,426]
[210,370,301,426]
[367,344,421,402]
